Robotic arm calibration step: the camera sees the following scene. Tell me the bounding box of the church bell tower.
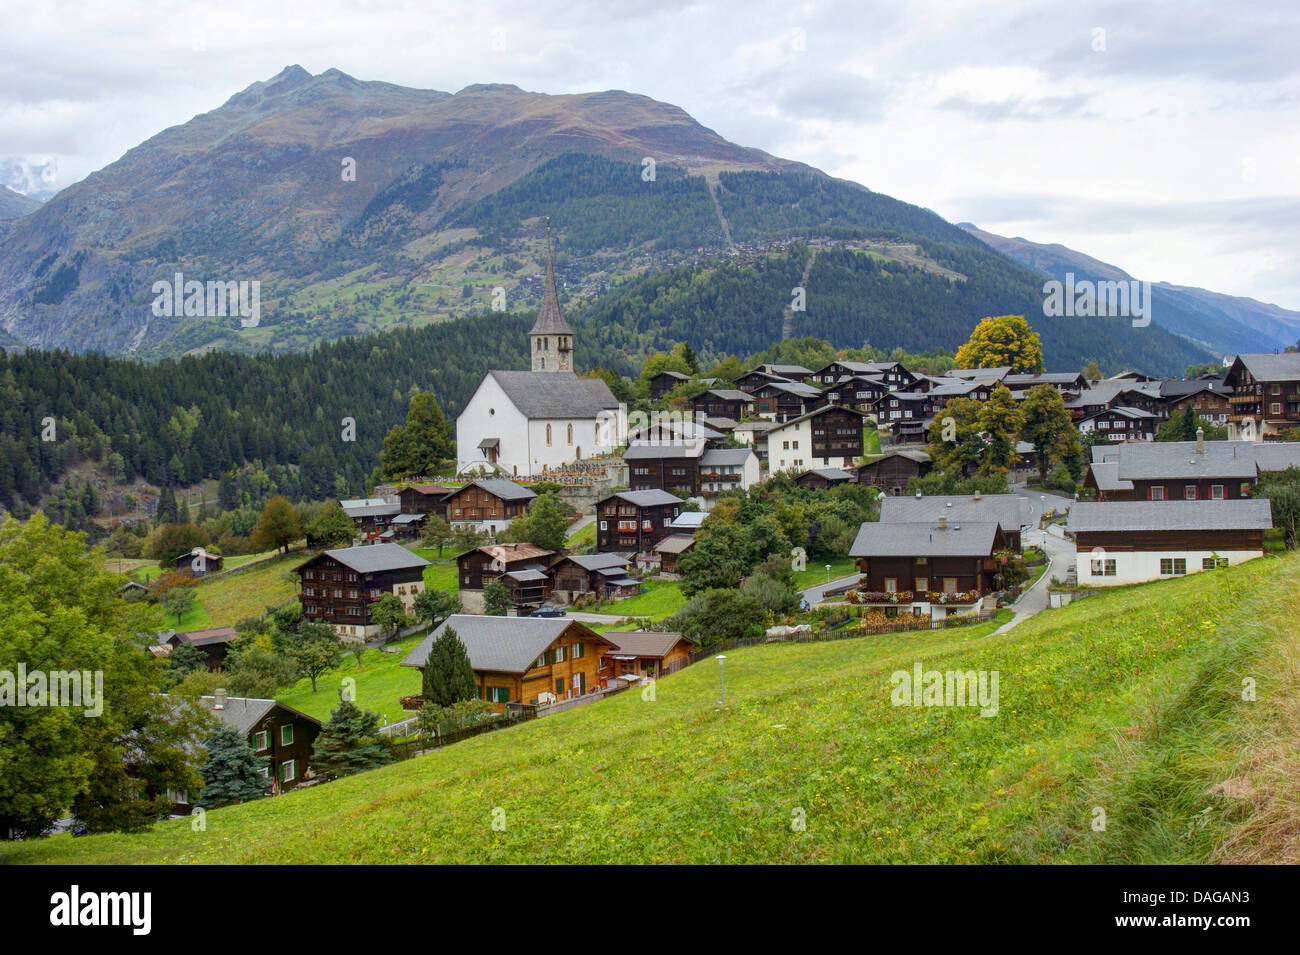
[529,220,574,373]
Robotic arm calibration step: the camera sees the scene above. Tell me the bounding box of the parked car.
[530,605,567,618]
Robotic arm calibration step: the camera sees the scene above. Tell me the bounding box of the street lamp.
[825,564,831,585]
[716,654,726,705]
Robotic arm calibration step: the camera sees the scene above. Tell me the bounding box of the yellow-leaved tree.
[954,315,1044,373]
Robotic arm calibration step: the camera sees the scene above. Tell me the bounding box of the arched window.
[546,424,552,446]
[567,423,573,445]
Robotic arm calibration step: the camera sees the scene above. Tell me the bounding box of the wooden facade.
[596,491,682,553]
[398,485,456,520]
[856,451,932,494]
[691,389,755,421]
[624,447,700,496]
[853,554,999,598]
[445,482,533,527]
[1072,527,1265,553]
[456,543,556,591]
[650,371,691,399]
[297,548,427,640]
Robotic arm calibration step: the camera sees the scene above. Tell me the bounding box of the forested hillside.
[0,315,533,511]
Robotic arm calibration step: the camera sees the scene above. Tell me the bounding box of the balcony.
[1229,393,1261,405]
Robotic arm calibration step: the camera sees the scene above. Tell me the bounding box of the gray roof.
[860,449,931,466]
[172,627,240,647]
[391,513,427,524]
[768,364,813,376]
[1158,378,1232,398]
[314,542,430,574]
[668,511,708,530]
[879,494,1034,530]
[603,631,693,658]
[1084,406,1159,420]
[342,502,401,518]
[654,533,697,554]
[771,404,866,429]
[1067,500,1273,534]
[197,696,321,735]
[470,478,538,502]
[732,420,778,433]
[605,489,683,508]
[1253,443,1300,473]
[622,441,705,460]
[529,235,573,336]
[947,367,1010,381]
[487,370,617,418]
[401,615,607,675]
[801,468,855,482]
[1087,461,1133,491]
[700,448,755,467]
[1234,353,1300,382]
[850,521,1003,558]
[762,380,822,398]
[561,553,630,571]
[503,568,549,582]
[1107,441,1258,480]
[699,388,754,403]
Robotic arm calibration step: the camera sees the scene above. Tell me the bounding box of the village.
[141,236,1300,808]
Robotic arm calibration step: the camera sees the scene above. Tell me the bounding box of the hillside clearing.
[5,553,1297,864]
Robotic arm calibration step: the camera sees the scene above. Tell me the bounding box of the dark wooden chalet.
[398,484,457,520]
[623,442,704,496]
[296,543,430,642]
[444,478,537,531]
[596,489,683,553]
[752,379,826,422]
[549,553,639,603]
[795,468,856,490]
[173,547,224,577]
[650,370,692,399]
[856,450,932,495]
[691,388,756,421]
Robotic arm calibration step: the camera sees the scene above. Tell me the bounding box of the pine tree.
[197,724,270,808]
[310,701,394,779]
[421,625,478,707]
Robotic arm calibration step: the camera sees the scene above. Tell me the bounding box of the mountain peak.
[455,83,526,96]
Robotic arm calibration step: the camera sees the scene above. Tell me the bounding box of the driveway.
[800,574,861,607]
[995,490,1076,634]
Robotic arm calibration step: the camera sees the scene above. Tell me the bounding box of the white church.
[456,227,624,478]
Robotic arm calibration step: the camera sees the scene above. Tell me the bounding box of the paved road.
[800,574,861,607]
[994,488,1076,633]
[566,513,595,539]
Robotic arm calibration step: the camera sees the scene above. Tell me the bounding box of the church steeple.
[530,219,574,373]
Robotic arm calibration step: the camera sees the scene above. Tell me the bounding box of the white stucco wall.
[1078,549,1262,586]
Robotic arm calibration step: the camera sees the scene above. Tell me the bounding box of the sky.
[3,0,1298,309]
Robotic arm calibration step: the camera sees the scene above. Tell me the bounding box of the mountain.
[958,223,1300,358]
[0,186,41,221]
[0,66,1211,374]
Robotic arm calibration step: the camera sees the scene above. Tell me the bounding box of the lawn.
[9,552,1296,864]
[792,556,858,591]
[277,631,430,726]
[595,579,685,619]
[862,427,882,456]
[409,548,460,593]
[566,519,596,551]
[192,553,303,626]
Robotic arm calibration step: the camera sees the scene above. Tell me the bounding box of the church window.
[567,423,573,445]
[546,424,553,446]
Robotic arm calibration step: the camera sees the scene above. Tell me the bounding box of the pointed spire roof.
[530,219,573,336]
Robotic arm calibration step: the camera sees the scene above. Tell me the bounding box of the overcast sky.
[4,0,1298,309]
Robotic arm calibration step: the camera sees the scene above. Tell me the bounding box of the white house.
[764,406,863,474]
[1067,500,1272,586]
[697,447,761,506]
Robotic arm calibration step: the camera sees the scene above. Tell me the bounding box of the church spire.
[530,217,574,372]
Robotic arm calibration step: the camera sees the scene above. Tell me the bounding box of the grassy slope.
[6,553,1296,864]
[277,632,429,726]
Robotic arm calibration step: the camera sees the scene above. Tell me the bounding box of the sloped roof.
[654,533,697,554]
[1253,443,1300,473]
[312,543,430,574]
[530,228,573,336]
[1109,441,1258,480]
[800,468,855,482]
[849,521,1003,558]
[197,696,321,735]
[859,449,931,467]
[1088,461,1134,492]
[401,615,612,675]
[604,489,683,508]
[1234,353,1300,382]
[1067,500,1272,534]
[700,448,755,467]
[560,553,630,572]
[466,478,538,502]
[342,502,401,518]
[879,494,1034,530]
[171,627,239,647]
[603,631,695,658]
[947,367,1011,381]
[486,370,617,418]
[470,542,555,565]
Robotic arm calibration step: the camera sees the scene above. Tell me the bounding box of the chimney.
[938,516,947,531]
[214,688,226,710]
[915,490,922,498]
[1196,427,1204,452]
[973,490,982,500]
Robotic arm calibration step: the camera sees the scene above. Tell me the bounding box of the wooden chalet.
[456,542,556,612]
[652,533,696,573]
[751,379,825,422]
[1067,500,1272,586]
[855,450,932,495]
[173,547,224,577]
[691,388,756,422]
[397,484,457,520]
[165,626,239,670]
[401,616,617,711]
[600,631,696,683]
[549,553,639,603]
[1224,353,1300,439]
[849,518,1007,620]
[444,478,537,533]
[1087,439,1260,502]
[623,442,703,496]
[296,543,430,642]
[596,489,683,553]
[649,370,692,399]
[795,468,856,490]
[878,492,1032,551]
